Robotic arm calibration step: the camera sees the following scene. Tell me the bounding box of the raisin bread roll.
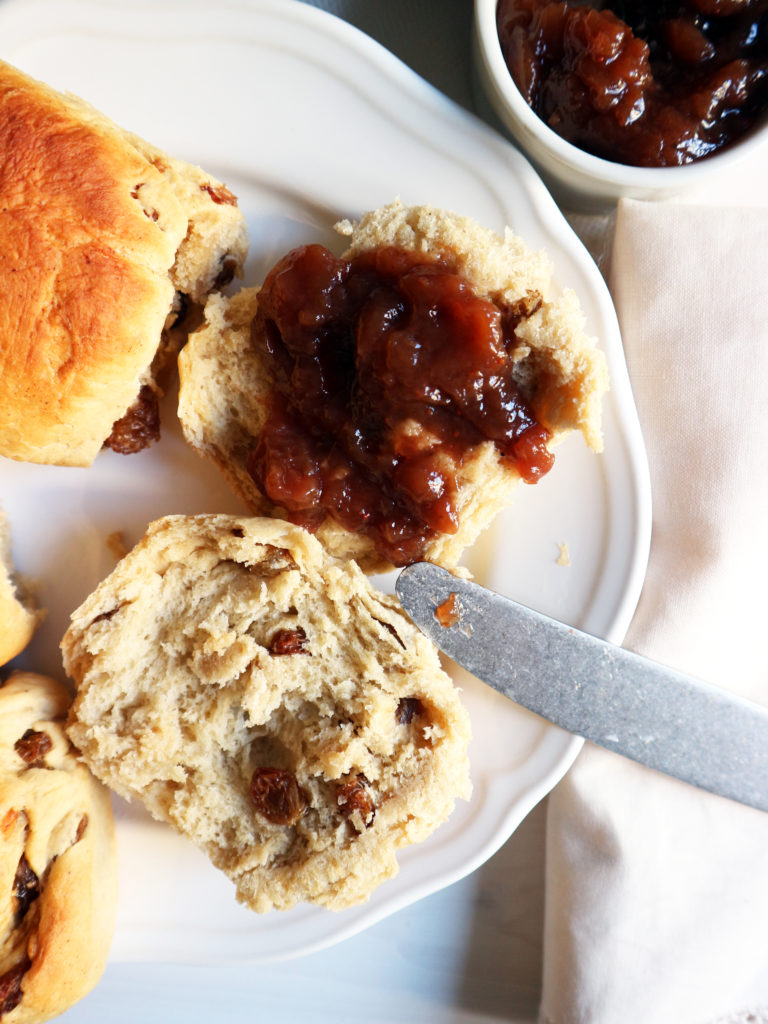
[0,58,248,466]
[178,200,608,572]
[0,512,41,668]
[0,672,117,1023]
[62,514,471,913]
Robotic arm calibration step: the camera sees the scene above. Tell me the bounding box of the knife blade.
[395,561,768,812]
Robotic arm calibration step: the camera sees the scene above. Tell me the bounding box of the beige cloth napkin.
[540,198,768,1024]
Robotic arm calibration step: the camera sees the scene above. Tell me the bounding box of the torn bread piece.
[0,511,42,668]
[178,200,608,571]
[0,672,117,1023]
[0,58,248,466]
[62,514,471,913]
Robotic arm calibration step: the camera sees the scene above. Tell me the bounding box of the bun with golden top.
[0,59,248,467]
[0,671,117,1023]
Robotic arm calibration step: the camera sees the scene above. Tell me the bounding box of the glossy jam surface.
[247,244,553,567]
[497,0,768,167]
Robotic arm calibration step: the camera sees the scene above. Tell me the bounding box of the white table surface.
[34,2,768,1020]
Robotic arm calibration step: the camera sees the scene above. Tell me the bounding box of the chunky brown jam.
[497,0,768,167]
[247,244,552,567]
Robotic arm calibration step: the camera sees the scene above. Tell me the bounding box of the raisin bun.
[0,511,42,668]
[0,58,248,467]
[178,200,608,572]
[0,671,117,1023]
[62,514,471,913]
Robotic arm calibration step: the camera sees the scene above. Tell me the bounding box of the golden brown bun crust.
[0,672,118,1023]
[178,201,608,572]
[0,59,247,467]
[0,511,41,668]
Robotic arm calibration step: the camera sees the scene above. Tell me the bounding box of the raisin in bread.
[0,58,248,466]
[0,672,117,1023]
[62,514,471,913]
[178,200,608,572]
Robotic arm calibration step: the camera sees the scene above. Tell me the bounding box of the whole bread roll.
[0,671,117,1023]
[0,59,248,466]
[0,512,41,668]
[62,514,471,913]
[178,200,608,572]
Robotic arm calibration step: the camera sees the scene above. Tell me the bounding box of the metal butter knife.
[395,561,768,812]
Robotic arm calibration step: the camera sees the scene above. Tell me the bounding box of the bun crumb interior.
[62,514,471,913]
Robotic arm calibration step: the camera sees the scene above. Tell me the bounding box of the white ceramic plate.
[0,0,651,963]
